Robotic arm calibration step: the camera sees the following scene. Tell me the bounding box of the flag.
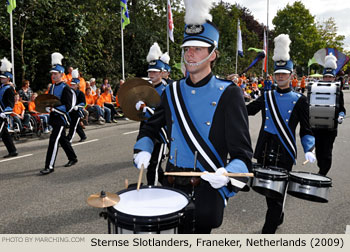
[167,0,174,42]
[7,0,16,14]
[263,27,267,72]
[307,57,317,67]
[242,51,266,74]
[237,19,243,57]
[312,48,350,74]
[120,0,130,29]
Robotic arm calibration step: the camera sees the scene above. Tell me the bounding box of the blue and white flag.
[237,19,243,57]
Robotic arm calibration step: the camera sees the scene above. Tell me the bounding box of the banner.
[263,28,267,72]
[237,19,243,57]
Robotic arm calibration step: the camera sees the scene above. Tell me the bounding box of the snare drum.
[287,171,332,203]
[252,166,289,199]
[107,186,190,234]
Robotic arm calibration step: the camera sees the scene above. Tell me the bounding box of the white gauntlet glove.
[338,116,344,124]
[45,107,51,113]
[201,167,230,189]
[133,151,151,169]
[0,113,6,119]
[135,101,146,111]
[305,152,316,163]
[74,106,79,111]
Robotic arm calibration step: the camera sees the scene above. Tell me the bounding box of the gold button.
[286,119,289,122]
[219,86,224,90]
[191,90,196,94]
[211,101,217,106]
[206,121,211,126]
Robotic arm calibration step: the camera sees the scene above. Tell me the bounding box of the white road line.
[346,225,350,234]
[0,154,33,163]
[123,130,139,135]
[72,139,99,146]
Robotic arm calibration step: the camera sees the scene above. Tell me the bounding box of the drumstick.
[124,179,129,189]
[303,160,309,165]
[136,164,144,191]
[164,172,254,177]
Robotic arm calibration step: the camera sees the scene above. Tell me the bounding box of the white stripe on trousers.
[69,117,80,143]
[49,126,64,169]
[0,121,4,134]
[153,143,165,186]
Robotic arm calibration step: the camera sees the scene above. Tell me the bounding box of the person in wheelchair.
[28,92,50,134]
[12,93,31,133]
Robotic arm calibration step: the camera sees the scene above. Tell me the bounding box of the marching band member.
[67,69,87,143]
[133,0,252,233]
[313,54,346,176]
[246,34,316,233]
[0,57,17,158]
[135,42,168,185]
[40,53,78,175]
[160,52,174,85]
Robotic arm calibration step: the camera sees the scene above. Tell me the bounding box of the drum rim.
[253,167,288,181]
[289,171,332,187]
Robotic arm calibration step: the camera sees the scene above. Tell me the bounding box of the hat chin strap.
[182,45,217,67]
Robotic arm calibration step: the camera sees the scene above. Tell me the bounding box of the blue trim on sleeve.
[301,134,315,153]
[226,159,249,173]
[56,105,67,113]
[134,136,154,154]
[339,112,345,117]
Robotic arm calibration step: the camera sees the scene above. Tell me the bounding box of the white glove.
[45,107,51,113]
[201,167,230,189]
[338,116,344,124]
[74,106,79,111]
[135,101,145,111]
[133,151,151,169]
[305,152,316,163]
[0,113,6,119]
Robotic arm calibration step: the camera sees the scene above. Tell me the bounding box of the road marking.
[72,139,99,146]
[346,225,350,234]
[0,154,33,163]
[123,130,139,135]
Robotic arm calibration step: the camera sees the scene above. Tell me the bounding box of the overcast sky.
[216,0,350,50]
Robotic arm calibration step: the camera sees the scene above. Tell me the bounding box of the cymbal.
[35,94,61,113]
[117,78,152,106]
[87,191,120,208]
[120,85,160,121]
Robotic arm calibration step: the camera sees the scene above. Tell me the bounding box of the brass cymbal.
[87,191,120,208]
[120,85,160,121]
[35,94,61,113]
[117,78,152,106]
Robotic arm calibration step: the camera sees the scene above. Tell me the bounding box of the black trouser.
[0,119,17,154]
[257,158,291,234]
[67,112,86,142]
[146,142,165,185]
[45,125,77,169]
[104,103,117,119]
[313,129,337,176]
[163,176,225,234]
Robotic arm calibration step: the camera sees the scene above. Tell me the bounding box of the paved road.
[1,91,350,234]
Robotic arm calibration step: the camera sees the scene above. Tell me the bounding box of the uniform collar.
[276,86,292,93]
[154,82,163,89]
[186,72,213,87]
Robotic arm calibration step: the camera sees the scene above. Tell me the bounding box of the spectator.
[12,93,30,132]
[101,78,111,92]
[94,88,111,123]
[101,86,118,123]
[18,79,33,109]
[85,87,105,124]
[89,78,97,95]
[78,71,86,94]
[66,66,73,86]
[28,93,50,133]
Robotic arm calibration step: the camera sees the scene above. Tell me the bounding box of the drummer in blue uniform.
[0,57,18,158]
[133,0,252,233]
[246,34,316,233]
[135,42,168,185]
[40,52,78,175]
[312,54,346,176]
[160,52,174,85]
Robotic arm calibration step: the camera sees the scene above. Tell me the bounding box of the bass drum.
[287,171,332,203]
[107,186,190,234]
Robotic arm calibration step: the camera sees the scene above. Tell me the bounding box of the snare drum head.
[255,168,286,176]
[289,171,331,182]
[113,187,189,217]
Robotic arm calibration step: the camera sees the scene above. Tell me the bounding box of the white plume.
[324,53,337,70]
[72,68,79,79]
[0,58,12,72]
[160,52,170,64]
[272,34,291,61]
[184,0,214,25]
[51,52,64,66]
[146,42,163,62]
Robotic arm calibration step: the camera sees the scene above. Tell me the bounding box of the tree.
[316,17,345,50]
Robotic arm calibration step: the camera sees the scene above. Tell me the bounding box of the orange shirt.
[13,101,25,116]
[28,101,36,112]
[85,94,95,106]
[101,92,112,103]
[292,78,298,88]
[94,95,105,107]
[79,77,86,94]
[300,78,306,88]
[66,73,72,86]
[252,82,258,88]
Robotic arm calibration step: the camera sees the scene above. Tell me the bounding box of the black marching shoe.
[3,152,18,158]
[79,136,87,142]
[40,167,54,175]
[64,159,78,167]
